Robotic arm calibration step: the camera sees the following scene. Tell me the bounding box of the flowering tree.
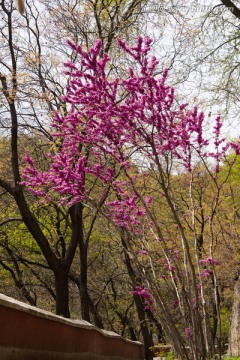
[0,0,147,323]
[22,37,238,359]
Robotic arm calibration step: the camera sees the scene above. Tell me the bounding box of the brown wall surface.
[0,294,145,360]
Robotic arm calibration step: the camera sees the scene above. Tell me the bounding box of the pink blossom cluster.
[158,247,182,280]
[132,286,154,311]
[185,327,193,338]
[199,256,222,266]
[201,269,212,278]
[199,256,221,278]
[22,36,230,206]
[134,249,148,255]
[107,179,149,230]
[163,257,176,273]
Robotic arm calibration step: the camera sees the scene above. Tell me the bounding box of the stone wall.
[0,293,144,360]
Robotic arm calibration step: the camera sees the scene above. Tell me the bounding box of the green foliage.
[166,351,176,360]
[221,307,231,342]
[220,154,240,182]
[154,345,174,359]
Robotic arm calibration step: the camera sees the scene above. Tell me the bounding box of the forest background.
[1,1,240,360]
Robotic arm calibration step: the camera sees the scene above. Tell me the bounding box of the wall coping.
[0,293,142,346]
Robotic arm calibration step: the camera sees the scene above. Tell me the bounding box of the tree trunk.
[69,203,91,322]
[69,269,104,327]
[55,269,70,318]
[121,235,154,360]
[133,294,155,360]
[79,242,91,322]
[88,293,104,328]
[228,276,240,356]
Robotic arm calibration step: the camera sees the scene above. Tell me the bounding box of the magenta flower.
[185,327,193,337]
[22,36,230,207]
[201,269,211,278]
[132,286,154,311]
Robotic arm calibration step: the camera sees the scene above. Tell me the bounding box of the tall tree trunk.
[55,268,70,318]
[69,269,104,327]
[133,294,155,360]
[14,191,73,318]
[228,276,240,356]
[69,202,91,322]
[121,235,154,360]
[79,242,91,322]
[88,293,104,328]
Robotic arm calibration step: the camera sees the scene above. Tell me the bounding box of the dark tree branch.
[220,0,240,20]
[0,218,22,227]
